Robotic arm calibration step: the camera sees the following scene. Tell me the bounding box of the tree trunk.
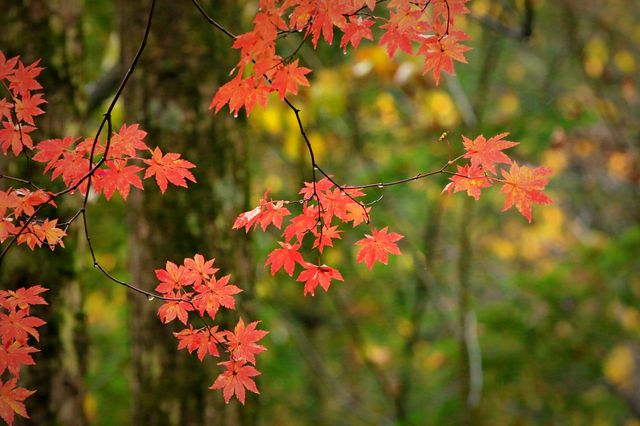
[118,1,255,424]
[0,1,88,425]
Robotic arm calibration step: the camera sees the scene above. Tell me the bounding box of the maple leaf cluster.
[0,49,197,257]
[234,133,551,296]
[0,52,45,157]
[233,183,404,296]
[211,0,472,116]
[0,189,63,250]
[0,285,47,425]
[32,125,196,199]
[443,133,553,222]
[153,254,268,405]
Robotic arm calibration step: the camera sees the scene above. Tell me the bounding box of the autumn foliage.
[210,0,473,116]
[0,286,47,425]
[0,0,555,422]
[154,255,268,404]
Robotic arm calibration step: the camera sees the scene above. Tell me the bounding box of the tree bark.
[118,1,255,424]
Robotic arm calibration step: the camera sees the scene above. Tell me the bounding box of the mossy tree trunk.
[118,1,256,424]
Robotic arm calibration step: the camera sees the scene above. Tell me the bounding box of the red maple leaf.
[500,162,553,223]
[296,263,344,296]
[271,59,311,100]
[154,261,193,294]
[108,123,149,159]
[418,29,471,85]
[265,242,305,276]
[143,147,196,194]
[210,75,270,117]
[0,378,35,425]
[306,0,347,47]
[0,121,35,156]
[443,164,492,200]
[0,99,12,121]
[93,160,143,200]
[7,59,43,97]
[232,192,291,232]
[157,293,194,325]
[0,341,38,377]
[340,16,374,52]
[432,0,470,19]
[210,359,260,405]
[318,187,365,224]
[16,223,44,251]
[38,219,65,250]
[192,274,242,320]
[224,319,268,365]
[15,219,65,251]
[183,254,218,287]
[73,136,105,157]
[256,197,291,231]
[282,205,317,243]
[342,201,370,227]
[299,177,333,200]
[13,92,46,125]
[13,189,51,217]
[288,1,315,31]
[33,136,78,172]
[1,286,48,312]
[311,225,342,253]
[209,74,243,114]
[232,206,261,233]
[174,325,225,361]
[379,8,421,58]
[0,308,46,345]
[0,52,18,81]
[0,190,20,212]
[47,149,91,193]
[355,227,404,269]
[0,219,17,244]
[462,132,518,174]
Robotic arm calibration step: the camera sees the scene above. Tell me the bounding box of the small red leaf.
[355,227,404,269]
[143,147,196,193]
[296,263,343,296]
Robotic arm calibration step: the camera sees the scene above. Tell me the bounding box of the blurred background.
[1,0,639,424]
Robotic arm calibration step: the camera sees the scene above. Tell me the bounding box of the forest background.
[1,0,639,425]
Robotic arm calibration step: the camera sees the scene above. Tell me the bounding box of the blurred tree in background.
[1,0,639,425]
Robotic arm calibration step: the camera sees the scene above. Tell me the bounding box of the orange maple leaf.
[462,132,518,174]
[443,164,492,200]
[271,59,311,100]
[224,319,268,366]
[210,360,260,405]
[418,29,471,85]
[500,162,553,222]
[265,242,305,276]
[0,378,35,425]
[143,147,196,194]
[355,227,404,269]
[296,263,344,296]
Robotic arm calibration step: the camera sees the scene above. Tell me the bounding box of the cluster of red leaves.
[236,134,551,295]
[211,0,471,116]
[0,49,196,256]
[0,52,45,157]
[0,285,47,425]
[0,189,63,250]
[32,125,196,198]
[154,254,268,405]
[233,183,404,296]
[443,133,553,222]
